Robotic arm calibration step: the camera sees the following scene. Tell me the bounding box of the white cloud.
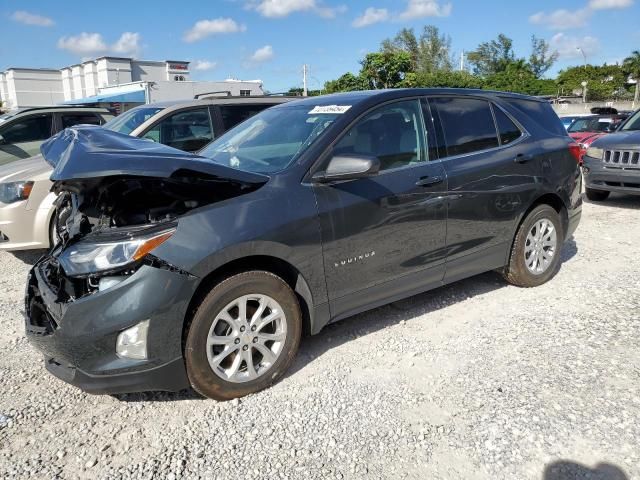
[11,10,54,27]
[588,0,633,9]
[183,18,246,42]
[57,32,142,58]
[398,0,452,20]
[193,60,218,71]
[112,32,141,58]
[549,33,600,60]
[529,8,591,30]
[249,45,275,63]
[352,7,389,27]
[249,0,346,18]
[57,33,108,56]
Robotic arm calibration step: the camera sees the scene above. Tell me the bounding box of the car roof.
[1,106,111,120]
[142,96,299,111]
[270,88,548,110]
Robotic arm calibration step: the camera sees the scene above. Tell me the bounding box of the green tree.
[623,50,640,104]
[467,34,515,76]
[556,64,627,101]
[360,51,413,89]
[324,72,367,93]
[382,25,453,74]
[401,70,482,89]
[529,35,558,78]
[483,60,556,95]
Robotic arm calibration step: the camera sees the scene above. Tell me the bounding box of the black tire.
[503,205,563,288]
[185,271,302,401]
[48,209,59,249]
[585,187,610,202]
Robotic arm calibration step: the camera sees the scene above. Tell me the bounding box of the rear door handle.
[416,175,444,187]
[514,153,534,164]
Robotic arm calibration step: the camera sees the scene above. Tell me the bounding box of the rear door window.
[0,113,53,143]
[60,113,103,129]
[219,104,272,131]
[492,106,522,145]
[503,98,566,136]
[431,97,499,157]
[141,108,213,152]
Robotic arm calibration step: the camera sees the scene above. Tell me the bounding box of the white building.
[0,57,264,111]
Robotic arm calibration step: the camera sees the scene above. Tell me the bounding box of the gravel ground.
[1,194,639,480]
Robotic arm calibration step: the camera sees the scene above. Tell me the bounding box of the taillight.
[568,142,582,163]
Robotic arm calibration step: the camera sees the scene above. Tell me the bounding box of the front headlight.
[0,181,34,204]
[585,147,604,160]
[58,228,175,276]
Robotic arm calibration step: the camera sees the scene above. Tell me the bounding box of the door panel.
[0,113,53,166]
[312,99,447,314]
[429,97,541,279]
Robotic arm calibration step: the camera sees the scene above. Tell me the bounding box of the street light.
[581,80,588,104]
[576,47,587,69]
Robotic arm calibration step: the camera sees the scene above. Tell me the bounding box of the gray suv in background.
[0,106,113,166]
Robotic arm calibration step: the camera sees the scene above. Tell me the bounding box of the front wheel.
[585,187,610,202]
[185,271,302,400]
[503,205,563,288]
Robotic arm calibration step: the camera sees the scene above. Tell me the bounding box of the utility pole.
[460,50,464,71]
[303,64,308,97]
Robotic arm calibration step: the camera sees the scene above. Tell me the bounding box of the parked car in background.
[582,108,640,201]
[0,106,113,166]
[0,97,294,250]
[560,114,593,130]
[25,89,582,400]
[567,113,630,162]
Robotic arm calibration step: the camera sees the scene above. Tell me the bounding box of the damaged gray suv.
[25,89,582,400]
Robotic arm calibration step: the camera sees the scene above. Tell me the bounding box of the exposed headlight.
[585,147,604,159]
[0,181,34,204]
[58,228,175,276]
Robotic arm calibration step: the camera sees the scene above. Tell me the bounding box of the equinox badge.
[334,251,375,268]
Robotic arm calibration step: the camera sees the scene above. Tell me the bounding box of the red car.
[567,114,629,163]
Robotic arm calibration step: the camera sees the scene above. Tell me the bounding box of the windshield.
[103,106,164,135]
[620,110,640,131]
[199,105,341,174]
[568,117,613,133]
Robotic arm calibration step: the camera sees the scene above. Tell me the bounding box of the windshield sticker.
[309,105,352,115]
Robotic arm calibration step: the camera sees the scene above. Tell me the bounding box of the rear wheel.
[503,205,563,288]
[585,187,610,202]
[185,271,302,400]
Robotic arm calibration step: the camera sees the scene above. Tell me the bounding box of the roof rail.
[194,91,232,99]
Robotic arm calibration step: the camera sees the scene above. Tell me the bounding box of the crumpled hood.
[0,154,51,183]
[41,125,269,185]
[590,130,640,149]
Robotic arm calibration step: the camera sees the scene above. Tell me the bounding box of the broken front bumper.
[25,256,199,394]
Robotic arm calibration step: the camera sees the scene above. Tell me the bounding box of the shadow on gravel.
[289,239,579,379]
[113,389,204,403]
[544,460,628,480]
[10,249,47,266]
[583,192,640,210]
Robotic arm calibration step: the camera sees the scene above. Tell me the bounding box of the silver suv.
[0,106,113,166]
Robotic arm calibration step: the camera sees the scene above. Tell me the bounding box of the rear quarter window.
[502,98,566,137]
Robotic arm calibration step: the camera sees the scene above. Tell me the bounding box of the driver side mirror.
[312,155,380,183]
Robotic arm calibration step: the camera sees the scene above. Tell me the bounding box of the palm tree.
[623,50,640,105]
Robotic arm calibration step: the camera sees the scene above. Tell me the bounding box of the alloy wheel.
[524,218,557,274]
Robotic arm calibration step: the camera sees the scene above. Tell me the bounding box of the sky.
[1,0,639,92]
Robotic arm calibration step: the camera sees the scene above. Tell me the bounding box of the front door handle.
[416,175,444,187]
[514,153,534,164]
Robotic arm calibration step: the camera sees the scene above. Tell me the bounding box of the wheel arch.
[182,254,316,349]
[505,192,569,265]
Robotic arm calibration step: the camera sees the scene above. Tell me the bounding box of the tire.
[48,209,60,249]
[503,205,563,288]
[185,271,302,401]
[585,187,610,202]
